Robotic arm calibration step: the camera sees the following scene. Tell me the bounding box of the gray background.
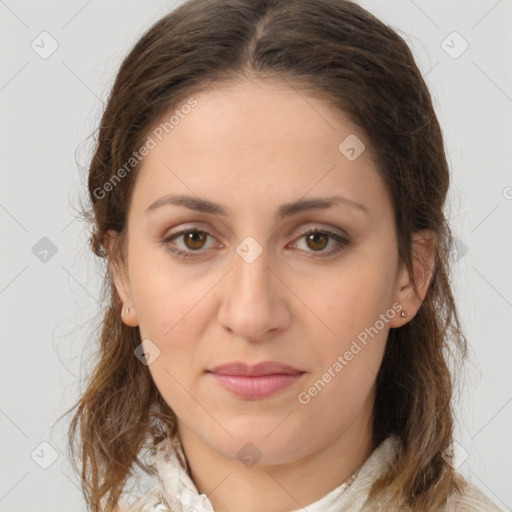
[1,0,511,510]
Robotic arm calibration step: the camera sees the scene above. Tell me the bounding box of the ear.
[105,230,139,327]
[389,229,436,327]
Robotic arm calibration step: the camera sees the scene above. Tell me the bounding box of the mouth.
[207,372,305,399]
[206,360,305,399]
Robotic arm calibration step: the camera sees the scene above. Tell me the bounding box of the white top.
[121,434,503,512]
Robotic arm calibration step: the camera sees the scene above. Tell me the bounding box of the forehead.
[130,78,390,221]
[150,79,368,157]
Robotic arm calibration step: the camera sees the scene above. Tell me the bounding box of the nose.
[216,242,290,342]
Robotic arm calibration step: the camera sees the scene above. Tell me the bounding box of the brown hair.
[61,0,469,510]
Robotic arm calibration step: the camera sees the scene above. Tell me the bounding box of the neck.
[177,399,376,512]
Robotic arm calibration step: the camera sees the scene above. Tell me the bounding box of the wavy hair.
[62,0,469,510]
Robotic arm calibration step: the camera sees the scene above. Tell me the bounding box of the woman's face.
[110,78,424,466]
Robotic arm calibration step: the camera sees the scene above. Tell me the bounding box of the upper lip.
[208,360,303,376]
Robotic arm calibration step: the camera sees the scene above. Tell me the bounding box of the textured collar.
[125,434,401,512]
[123,433,502,512]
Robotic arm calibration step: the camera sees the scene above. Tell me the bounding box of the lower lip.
[208,372,304,399]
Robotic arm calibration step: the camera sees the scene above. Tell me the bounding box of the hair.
[61,0,470,510]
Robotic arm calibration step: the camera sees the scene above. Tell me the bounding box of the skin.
[108,78,435,512]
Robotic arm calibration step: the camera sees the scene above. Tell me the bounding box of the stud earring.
[400,310,408,318]
[123,303,134,315]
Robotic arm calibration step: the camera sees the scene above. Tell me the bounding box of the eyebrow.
[144,193,368,219]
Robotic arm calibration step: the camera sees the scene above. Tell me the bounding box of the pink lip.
[207,360,305,399]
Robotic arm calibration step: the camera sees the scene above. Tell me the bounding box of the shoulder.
[444,475,503,512]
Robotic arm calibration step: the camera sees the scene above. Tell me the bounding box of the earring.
[400,310,408,318]
[123,303,134,315]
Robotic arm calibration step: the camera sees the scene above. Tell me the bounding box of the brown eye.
[182,231,208,250]
[291,228,351,258]
[162,229,216,259]
[305,232,329,251]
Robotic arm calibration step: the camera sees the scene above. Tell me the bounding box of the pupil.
[186,232,205,249]
[308,233,327,250]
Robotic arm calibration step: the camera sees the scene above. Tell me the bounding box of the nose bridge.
[235,238,273,300]
[217,236,286,340]
[234,234,277,306]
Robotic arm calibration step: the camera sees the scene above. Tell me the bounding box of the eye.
[161,226,350,260]
[162,229,216,259]
[288,228,350,258]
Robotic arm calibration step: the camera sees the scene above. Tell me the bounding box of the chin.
[205,428,300,467]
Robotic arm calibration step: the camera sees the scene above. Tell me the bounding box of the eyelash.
[161,227,350,260]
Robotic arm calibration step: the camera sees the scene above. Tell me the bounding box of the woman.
[64,0,502,510]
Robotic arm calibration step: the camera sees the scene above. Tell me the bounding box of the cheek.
[313,259,394,339]
[129,248,205,337]
[302,317,387,420]
[300,256,394,397]
[129,259,213,379]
